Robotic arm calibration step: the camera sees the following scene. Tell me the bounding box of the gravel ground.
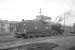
[0,32,75,50]
[0,36,75,50]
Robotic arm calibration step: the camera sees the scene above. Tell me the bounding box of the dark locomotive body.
[14,20,64,38]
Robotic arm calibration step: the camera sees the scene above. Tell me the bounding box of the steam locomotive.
[14,19,64,39]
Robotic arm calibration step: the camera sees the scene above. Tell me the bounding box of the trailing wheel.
[51,31,59,36]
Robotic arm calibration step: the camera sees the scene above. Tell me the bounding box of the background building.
[0,20,18,33]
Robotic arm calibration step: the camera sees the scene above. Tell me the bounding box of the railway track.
[0,36,75,50]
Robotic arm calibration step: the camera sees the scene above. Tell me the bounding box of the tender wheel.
[15,33,26,38]
[51,31,58,36]
[15,33,23,38]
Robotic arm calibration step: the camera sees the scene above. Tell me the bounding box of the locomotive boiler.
[14,19,64,39]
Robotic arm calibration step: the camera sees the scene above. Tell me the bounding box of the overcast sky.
[0,0,72,21]
[0,0,75,26]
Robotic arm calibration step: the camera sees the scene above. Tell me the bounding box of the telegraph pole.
[64,13,66,33]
